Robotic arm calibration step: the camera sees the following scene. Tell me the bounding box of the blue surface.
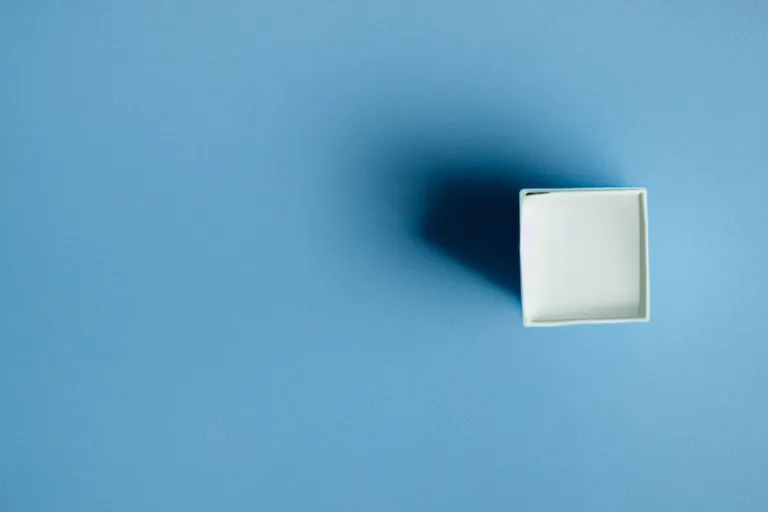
[2,2,767,510]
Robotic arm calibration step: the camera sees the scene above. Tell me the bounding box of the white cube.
[519,188,650,326]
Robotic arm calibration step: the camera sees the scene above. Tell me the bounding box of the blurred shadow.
[406,155,614,304]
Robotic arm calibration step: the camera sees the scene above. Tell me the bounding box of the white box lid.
[520,188,650,326]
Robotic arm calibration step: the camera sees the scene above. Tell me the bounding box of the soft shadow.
[405,155,614,304]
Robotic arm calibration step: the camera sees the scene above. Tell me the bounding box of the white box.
[519,188,650,326]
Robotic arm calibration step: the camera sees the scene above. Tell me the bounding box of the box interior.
[520,189,649,326]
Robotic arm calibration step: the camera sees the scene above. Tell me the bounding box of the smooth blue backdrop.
[2,1,767,510]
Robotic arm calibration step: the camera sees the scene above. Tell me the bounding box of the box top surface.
[520,188,649,326]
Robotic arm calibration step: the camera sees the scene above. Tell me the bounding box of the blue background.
[2,1,767,510]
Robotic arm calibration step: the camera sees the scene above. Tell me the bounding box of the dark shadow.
[405,155,616,305]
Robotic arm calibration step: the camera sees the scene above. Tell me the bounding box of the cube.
[519,188,650,326]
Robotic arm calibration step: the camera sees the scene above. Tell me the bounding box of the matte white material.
[520,188,649,326]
